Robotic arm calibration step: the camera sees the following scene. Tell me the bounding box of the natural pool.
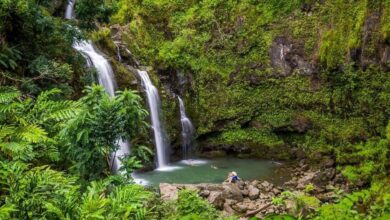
[133,158,291,186]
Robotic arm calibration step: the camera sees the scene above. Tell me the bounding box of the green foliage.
[174,189,220,220]
[264,214,297,220]
[75,0,118,30]
[318,0,367,68]
[314,180,390,219]
[0,86,161,219]
[59,85,147,180]
[0,0,90,95]
[0,87,80,163]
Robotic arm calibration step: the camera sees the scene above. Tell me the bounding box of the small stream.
[134,158,291,186]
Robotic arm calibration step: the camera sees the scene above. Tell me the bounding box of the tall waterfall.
[137,70,169,168]
[65,0,129,173]
[178,97,195,159]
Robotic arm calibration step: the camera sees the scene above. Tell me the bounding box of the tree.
[59,85,148,180]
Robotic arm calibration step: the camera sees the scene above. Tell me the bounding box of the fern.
[0,204,17,219]
[0,87,20,104]
[15,124,48,143]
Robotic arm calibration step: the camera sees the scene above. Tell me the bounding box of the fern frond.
[0,204,17,219]
[16,124,48,143]
[0,141,34,161]
[0,87,20,104]
[0,125,15,139]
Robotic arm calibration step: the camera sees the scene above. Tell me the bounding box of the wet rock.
[269,37,315,77]
[248,185,260,200]
[208,191,224,209]
[270,37,293,76]
[203,150,227,158]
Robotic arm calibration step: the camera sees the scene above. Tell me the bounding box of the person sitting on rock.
[225,171,240,183]
[230,171,240,183]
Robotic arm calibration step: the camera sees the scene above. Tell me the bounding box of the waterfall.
[178,97,195,159]
[115,43,122,62]
[65,0,129,173]
[65,0,76,20]
[137,70,169,168]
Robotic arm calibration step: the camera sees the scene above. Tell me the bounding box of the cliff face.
[103,1,390,163]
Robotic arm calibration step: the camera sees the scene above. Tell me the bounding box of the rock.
[296,171,317,188]
[241,189,249,196]
[232,202,248,213]
[300,164,310,171]
[248,185,260,200]
[261,181,274,192]
[225,199,238,206]
[317,192,337,203]
[299,159,306,167]
[159,183,179,200]
[266,208,275,214]
[251,180,260,186]
[203,150,227,158]
[261,181,270,188]
[272,188,281,195]
[334,173,346,184]
[223,202,236,215]
[285,199,296,212]
[321,156,335,168]
[270,37,293,76]
[199,190,210,197]
[259,193,269,200]
[222,184,243,202]
[313,169,336,187]
[208,191,224,209]
[237,181,246,190]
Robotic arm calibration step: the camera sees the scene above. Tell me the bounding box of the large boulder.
[248,185,260,200]
[160,183,179,200]
[222,183,243,202]
[208,191,224,209]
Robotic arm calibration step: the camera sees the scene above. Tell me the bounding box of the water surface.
[134,158,290,186]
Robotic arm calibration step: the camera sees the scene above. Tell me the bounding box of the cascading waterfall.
[137,70,169,168]
[178,97,195,159]
[65,0,129,173]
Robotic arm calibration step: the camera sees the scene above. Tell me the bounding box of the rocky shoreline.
[159,159,350,219]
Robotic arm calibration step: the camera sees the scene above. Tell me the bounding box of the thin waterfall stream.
[65,0,128,173]
[137,70,170,169]
[178,96,195,159]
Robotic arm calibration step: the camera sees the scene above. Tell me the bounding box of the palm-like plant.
[0,87,79,163]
